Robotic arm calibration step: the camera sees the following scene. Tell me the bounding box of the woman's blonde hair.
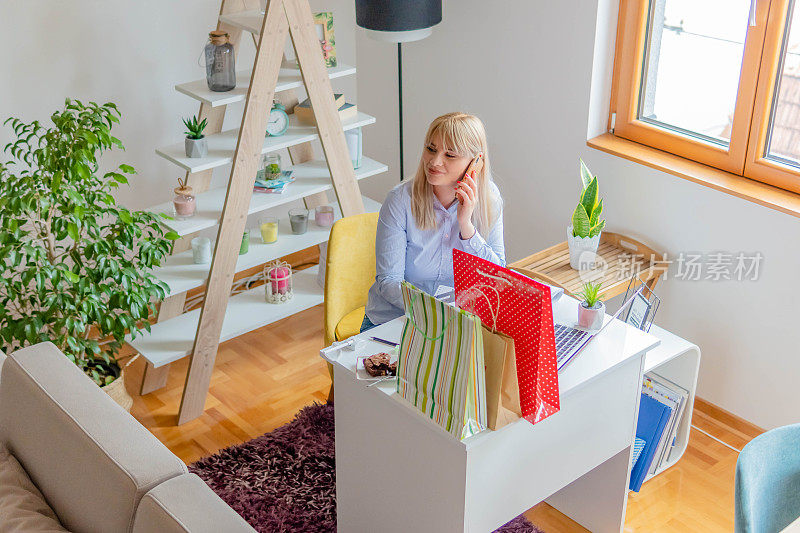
[410,112,500,235]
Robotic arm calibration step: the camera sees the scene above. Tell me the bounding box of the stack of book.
[629,372,689,492]
[254,170,294,194]
[294,94,357,126]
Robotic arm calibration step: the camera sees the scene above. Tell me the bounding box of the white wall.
[0,0,356,211]
[356,0,800,429]
[3,1,797,428]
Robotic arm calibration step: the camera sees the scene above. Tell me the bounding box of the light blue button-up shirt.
[365,180,506,325]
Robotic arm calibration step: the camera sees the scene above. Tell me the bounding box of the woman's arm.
[458,208,505,266]
[373,189,408,310]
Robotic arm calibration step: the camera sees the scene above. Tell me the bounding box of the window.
[611,0,800,195]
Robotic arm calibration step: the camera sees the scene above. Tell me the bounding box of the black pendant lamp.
[355,0,442,180]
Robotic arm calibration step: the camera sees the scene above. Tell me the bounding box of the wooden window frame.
[745,0,800,194]
[607,0,800,201]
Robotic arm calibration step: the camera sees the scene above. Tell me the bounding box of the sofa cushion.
[0,343,187,533]
[132,474,256,533]
[0,444,67,532]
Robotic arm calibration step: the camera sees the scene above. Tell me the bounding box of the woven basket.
[102,368,133,412]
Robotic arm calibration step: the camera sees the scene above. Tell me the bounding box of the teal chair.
[735,423,800,533]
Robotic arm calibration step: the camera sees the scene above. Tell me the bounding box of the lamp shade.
[356,0,442,43]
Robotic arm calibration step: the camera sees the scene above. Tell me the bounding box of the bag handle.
[405,289,454,340]
[455,268,513,332]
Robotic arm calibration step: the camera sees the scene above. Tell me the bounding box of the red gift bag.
[453,249,560,424]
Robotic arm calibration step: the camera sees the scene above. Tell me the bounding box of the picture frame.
[626,292,652,330]
[313,12,337,68]
[622,275,660,332]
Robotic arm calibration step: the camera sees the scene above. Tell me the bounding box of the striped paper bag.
[396,281,487,441]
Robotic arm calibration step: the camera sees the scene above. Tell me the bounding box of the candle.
[173,194,196,218]
[259,217,278,244]
[264,261,293,304]
[315,205,334,228]
[191,237,211,264]
[239,229,249,255]
[270,266,290,294]
[289,208,309,235]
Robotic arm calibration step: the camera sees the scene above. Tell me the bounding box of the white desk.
[326,296,697,533]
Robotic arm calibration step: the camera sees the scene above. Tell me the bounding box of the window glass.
[638,0,752,145]
[765,0,800,166]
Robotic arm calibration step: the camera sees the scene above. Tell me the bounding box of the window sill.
[587,133,800,218]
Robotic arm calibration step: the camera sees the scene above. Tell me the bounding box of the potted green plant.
[567,159,606,269]
[577,281,605,330]
[0,99,178,409]
[183,115,208,158]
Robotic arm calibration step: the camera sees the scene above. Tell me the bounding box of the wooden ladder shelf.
[135,0,374,425]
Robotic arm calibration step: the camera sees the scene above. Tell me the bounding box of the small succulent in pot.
[183,115,208,158]
[577,281,605,330]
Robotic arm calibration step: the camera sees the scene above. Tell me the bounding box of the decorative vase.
[344,127,362,169]
[577,300,605,330]
[567,225,602,270]
[204,30,236,92]
[173,185,196,219]
[185,137,207,158]
[191,237,212,264]
[101,369,133,412]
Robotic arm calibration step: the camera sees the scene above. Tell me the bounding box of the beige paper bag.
[482,326,522,430]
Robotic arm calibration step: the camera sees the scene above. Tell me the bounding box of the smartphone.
[461,153,484,181]
[457,153,484,203]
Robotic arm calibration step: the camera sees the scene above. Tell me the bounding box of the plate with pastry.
[356,352,399,382]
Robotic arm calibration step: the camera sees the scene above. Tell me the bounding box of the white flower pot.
[185,137,208,158]
[567,225,602,270]
[577,300,605,330]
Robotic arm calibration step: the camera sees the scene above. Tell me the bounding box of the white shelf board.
[152,195,381,296]
[147,157,387,236]
[155,111,375,173]
[175,63,356,107]
[219,10,268,35]
[128,266,323,368]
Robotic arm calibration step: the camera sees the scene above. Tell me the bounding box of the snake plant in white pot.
[567,159,606,269]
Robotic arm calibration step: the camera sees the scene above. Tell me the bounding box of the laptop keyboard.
[554,324,591,369]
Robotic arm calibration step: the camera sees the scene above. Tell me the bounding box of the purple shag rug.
[191,403,543,533]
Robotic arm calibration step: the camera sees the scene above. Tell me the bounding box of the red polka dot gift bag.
[453,249,560,425]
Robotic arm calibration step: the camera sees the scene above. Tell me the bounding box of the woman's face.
[422,134,473,188]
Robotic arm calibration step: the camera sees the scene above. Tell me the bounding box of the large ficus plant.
[571,159,606,239]
[0,99,177,386]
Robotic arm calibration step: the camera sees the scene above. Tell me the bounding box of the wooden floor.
[126,304,761,532]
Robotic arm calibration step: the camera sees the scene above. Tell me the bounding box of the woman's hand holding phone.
[456,153,483,239]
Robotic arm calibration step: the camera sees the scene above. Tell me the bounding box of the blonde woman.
[362,112,505,331]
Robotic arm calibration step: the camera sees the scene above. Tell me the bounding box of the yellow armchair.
[323,212,379,347]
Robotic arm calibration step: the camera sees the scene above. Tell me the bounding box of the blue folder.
[629,393,672,492]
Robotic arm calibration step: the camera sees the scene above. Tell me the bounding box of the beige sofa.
[0,343,256,533]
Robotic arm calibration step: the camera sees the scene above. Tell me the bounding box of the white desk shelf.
[175,63,356,107]
[155,112,376,173]
[642,325,701,482]
[129,266,324,368]
[219,10,270,35]
[152,196,381,296]
[147,157,387,236]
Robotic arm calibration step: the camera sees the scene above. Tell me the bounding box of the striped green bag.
[396,281,487,440]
